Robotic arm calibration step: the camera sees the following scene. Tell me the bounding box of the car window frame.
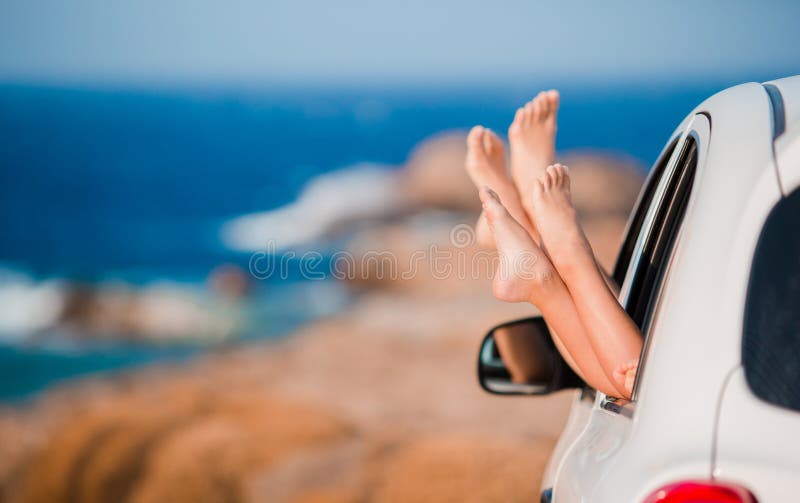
[597,129,685,414]
[616,124,692,312]
[628,135,698,327]
[629,132,699,399]
[612,137,680,289]
[604,115,705,409]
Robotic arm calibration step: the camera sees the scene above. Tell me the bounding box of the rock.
[398,132,479,212]
[0,287,569,503]
[4,386,352,503]
[340,212,496,297]
[370,436,555,503]
[395,130,644,219]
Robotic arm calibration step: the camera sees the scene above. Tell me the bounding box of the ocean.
[0,81,724,399]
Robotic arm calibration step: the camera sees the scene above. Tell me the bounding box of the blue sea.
[0,81,725,399]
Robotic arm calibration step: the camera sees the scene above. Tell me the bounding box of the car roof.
[766,75,800,194]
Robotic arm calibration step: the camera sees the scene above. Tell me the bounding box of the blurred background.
[0,1,798,502]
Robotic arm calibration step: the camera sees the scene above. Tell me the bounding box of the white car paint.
[539,76,800,502]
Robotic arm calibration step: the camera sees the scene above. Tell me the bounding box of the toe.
[528,101,539,124]
[538,91,550,117]
[468,125,484,148]
[547,90,560,113]
[479,186,507,220]
[524,102,536,125]
[561,164,572,191]
[483,128,502,155]
[538,172,550,191]
[509,108,524,136]
[545,165,559,188]
[480,128,492,154]
[467,126,489,162]
[552,164,563,187]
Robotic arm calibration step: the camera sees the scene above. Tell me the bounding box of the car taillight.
[643,480,758,503]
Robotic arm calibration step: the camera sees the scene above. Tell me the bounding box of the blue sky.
[1,0,799,86]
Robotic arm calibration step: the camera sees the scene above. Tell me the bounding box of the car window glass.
[743,187,800,411]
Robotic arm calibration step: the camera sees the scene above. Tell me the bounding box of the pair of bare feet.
[465,89,558,246]
[465,90,641,398]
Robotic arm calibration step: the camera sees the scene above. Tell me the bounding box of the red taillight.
[644,480,757,503]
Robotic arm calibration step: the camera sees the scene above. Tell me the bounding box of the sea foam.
[221,163,404,252]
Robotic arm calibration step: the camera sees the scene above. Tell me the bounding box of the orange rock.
[398,132,479,212]
[370,436,555,503]
[5,388,351,503]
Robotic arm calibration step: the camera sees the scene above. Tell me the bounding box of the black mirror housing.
[477,316,587,395]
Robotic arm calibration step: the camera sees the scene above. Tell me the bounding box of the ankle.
[523,266,558,304]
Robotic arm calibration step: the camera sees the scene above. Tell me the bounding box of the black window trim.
[612,136,681,288]
[629,136,698,326]
[628,130,700,400]
[616,127,692,313]
[600,116,705,414]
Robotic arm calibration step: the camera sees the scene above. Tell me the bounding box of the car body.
[479,75,800,502]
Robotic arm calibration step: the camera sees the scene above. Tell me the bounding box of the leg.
[532,164,642,398]
[479,187,624,397]
[464,122,622,394]
[464,125,621,394]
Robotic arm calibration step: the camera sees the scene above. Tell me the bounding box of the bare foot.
[466,126,536,239]
[475,211,494,248]
[531,164,593,276]
[509,90,559,220]
[478,186,553,303]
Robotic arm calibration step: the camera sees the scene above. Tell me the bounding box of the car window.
[743,186,800,411]
[628,136,698,328]
[612,138,679,288]
[622,134,698,400]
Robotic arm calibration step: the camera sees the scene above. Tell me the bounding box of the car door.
[549,113,708,502]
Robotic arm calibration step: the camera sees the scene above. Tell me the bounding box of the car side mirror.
[478,316,587,395]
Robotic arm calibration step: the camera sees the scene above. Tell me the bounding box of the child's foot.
[508,90,559,218]
[466,126,536,238]
[531,164,594,277]
[478,186,555,303]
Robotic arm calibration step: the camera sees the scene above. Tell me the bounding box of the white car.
[477,75,800,502]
